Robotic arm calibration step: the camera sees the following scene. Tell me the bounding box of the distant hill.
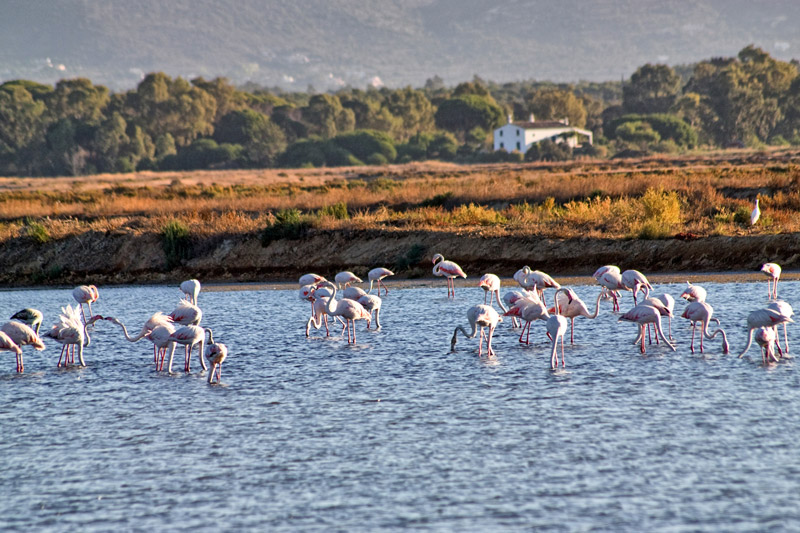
[2,0,799,90]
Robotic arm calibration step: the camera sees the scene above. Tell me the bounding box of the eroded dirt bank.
[2,228,798,288]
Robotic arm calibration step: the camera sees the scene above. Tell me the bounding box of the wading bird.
[10,308,43,335]
[72,285,99,324]
[618,304,675,354]
[451,304,502,357]
[432,253,467,298]
[680,301,729,354]
[205,328,228,383]
[761,263,781,300]
[367,267,394,295]
[43,305,101,367]
[180,279,201,305]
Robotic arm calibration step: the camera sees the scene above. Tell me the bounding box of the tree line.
[0,45,798,176]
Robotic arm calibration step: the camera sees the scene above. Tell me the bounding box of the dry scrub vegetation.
[1,154,800,245]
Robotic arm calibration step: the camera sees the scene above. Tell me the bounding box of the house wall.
[493,125,592,152]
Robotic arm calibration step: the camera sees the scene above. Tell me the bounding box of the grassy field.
[1,150,799,247]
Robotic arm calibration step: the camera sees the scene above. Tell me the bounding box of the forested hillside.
[1,45,799,177]
[1,0,799,90]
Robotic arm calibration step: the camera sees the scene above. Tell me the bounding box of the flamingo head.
[432,253,443,265]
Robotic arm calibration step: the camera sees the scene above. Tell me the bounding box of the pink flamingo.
[761,263,781,299]
[368,267,394,295]
[335,271,362,289]
[147,323,178,372]
[504,294,550,345]
[72,285,99,324]
[432,253,467,298]
[105,312,174,363]
[520,270,560,306]
[618,304,675,354]
[737,306,794,359]
[766,300,793,354]
[1,319,46,371]
[319,282,371,344]
[357,294,383,329]
[342,286,367,300]
[513,266,532,286]
[680,282,707,303]
[450,304,502,357]
[621,270,652,305]
[0,331,23,373]
[680,301,729,354]
[502,290,528,328]
[546,314,569,370]
[169,299,203,326]
[299,273,327,286]
[592,265,620,279]
[755,327,779,363]
[168,325,206,372]
[551,288,604,344]
[43,305,101,367]
[180,279,201,305]
[597,270,626,312]
[479,273,502,306]
[205,328,228,383]
[300,284,317,318]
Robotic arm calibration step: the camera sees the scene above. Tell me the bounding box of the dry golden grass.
[1,152,799,242]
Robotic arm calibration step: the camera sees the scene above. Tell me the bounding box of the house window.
[516,142,521,150]
[516,129,520,136]
[499,130,503,137]
[500,142,504,149]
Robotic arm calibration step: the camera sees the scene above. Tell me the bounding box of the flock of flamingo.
[0,254,792,377]
[439,256,792,369]
[0,280,228,383]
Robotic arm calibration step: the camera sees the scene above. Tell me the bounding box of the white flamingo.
[180,279,201,305]
[450,304,502,357]
[367,267,394,295]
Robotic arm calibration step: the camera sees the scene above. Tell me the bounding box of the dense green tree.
[527,88,587,127]
[384,87,435,140]
[332,130,396,163]
[434,94,504,139]
[301,94,355,138]
[0,84,48,168]
[214,109,286,166]
[623,64,681,114]
[47,78,109,124]
[191,77,247,122]
[126,72,217,147]
[608,114,697,147]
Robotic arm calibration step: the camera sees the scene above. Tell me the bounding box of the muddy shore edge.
[2,229,798,289]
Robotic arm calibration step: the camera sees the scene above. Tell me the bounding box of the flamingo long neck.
[653,317,676,350]
[118,321,146,342]
[322,285,340,316]
[738,329,755,358]
[452,320,479,351]
[586,292,603,319]
[368,279,375,294]
[496,295,508,314]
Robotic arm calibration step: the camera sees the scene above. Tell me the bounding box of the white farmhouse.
[493,114,593,153]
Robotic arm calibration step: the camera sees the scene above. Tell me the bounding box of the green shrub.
[261,208,310,245]
[318,202,349,220]
[162,219,191,269]
[420,191,454,208]
[25,219,50,244]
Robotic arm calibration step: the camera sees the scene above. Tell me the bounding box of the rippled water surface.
[1,279,799,531]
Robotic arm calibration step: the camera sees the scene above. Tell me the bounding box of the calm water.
[0,279,798,532]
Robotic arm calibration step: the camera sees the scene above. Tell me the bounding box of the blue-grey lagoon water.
[0,279,798,531]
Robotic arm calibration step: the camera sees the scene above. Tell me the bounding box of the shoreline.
[2,269,794,293]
